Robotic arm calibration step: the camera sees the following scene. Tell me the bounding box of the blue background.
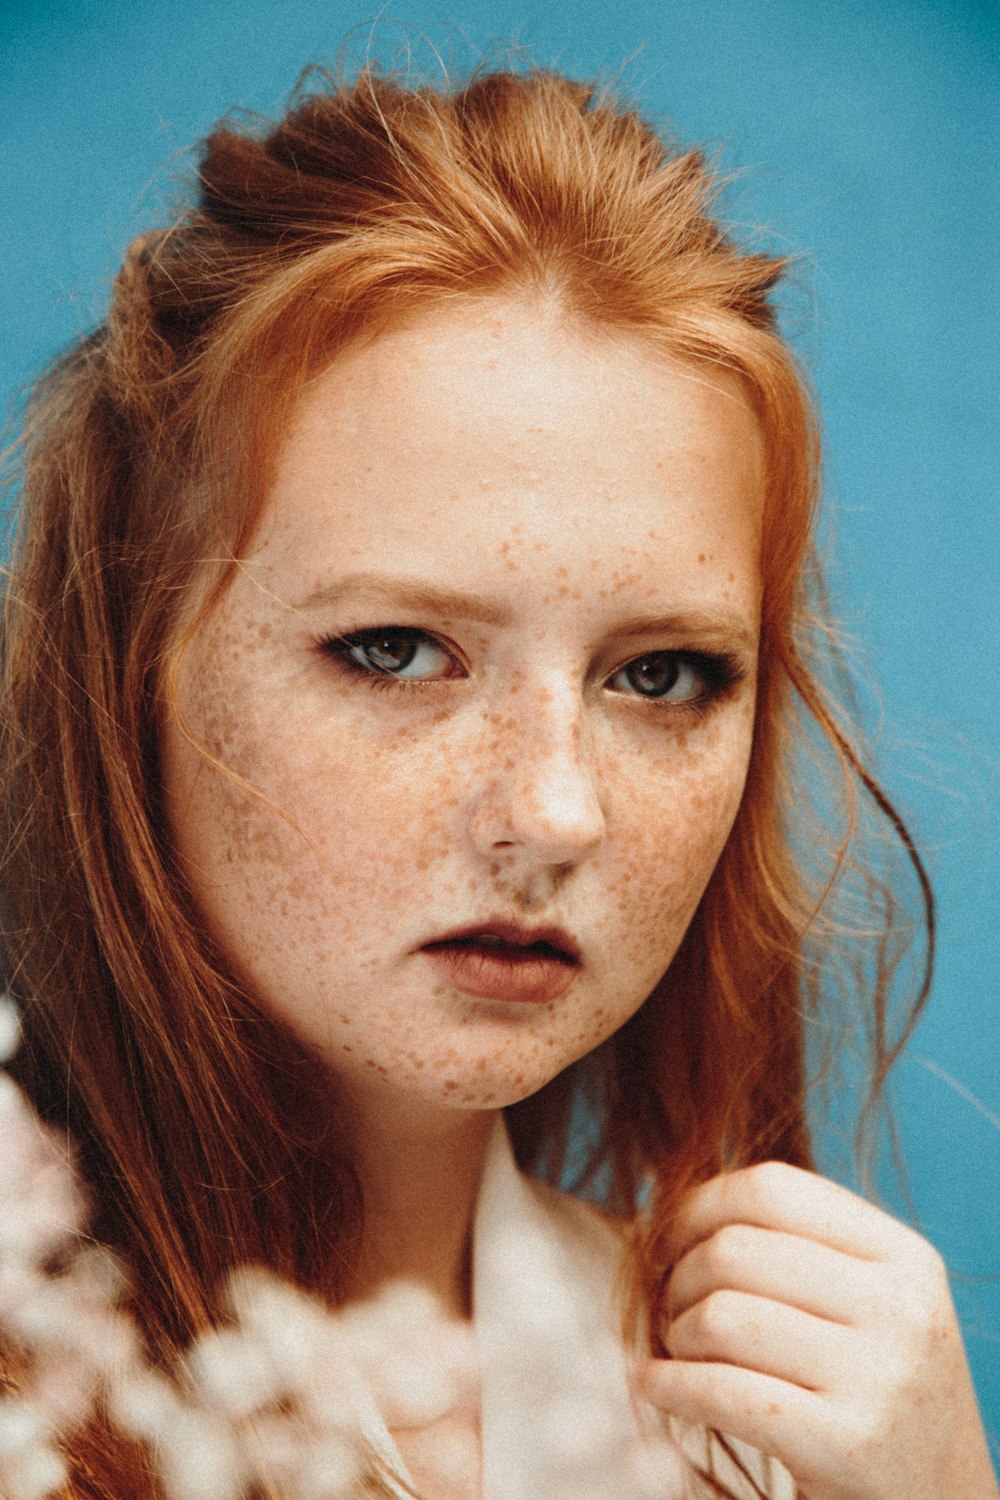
[2,0,997,1459]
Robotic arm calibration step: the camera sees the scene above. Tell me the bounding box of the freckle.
[698,554,705,564]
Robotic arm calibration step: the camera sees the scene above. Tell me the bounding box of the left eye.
[337,628,457,680]
[607,652,705,701]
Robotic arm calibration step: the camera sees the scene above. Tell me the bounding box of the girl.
[1,65,995,1500]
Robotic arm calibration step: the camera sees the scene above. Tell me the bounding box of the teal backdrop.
[2,0,998,1457]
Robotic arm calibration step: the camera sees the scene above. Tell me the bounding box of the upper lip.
[420,919,582,963]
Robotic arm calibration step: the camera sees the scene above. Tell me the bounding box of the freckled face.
[161,300,764,1120]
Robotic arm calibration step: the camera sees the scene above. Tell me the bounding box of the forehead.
[248,298,764,620]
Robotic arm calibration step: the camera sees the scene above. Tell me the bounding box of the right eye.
[319,627,462,683]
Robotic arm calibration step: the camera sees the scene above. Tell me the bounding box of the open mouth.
[424,932,577,964]
[420,925,581,1003]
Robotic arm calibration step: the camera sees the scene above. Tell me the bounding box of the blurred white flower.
[0,1403,69,1500]
[0,1006,692,1500]
[0,1075,85,1269]
[186,1269,369,1498]
[340,1281,480,1430]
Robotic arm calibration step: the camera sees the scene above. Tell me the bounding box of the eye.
[606,650,733,704]
[320,627,461,682]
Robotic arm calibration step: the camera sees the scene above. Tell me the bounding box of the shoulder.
[519,1174,630,1296]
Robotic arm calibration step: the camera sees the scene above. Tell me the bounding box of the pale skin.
[634,1162,999,1500]
[161,297,997,1499]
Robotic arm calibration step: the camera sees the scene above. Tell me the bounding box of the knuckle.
[916,1237,948,1289]
[899,1223,946,1280]
[744,1159,790,1206]
[693,1288,738,1343]
[668,1293,727,1360]
[704,1223,752,1278]
[841,1402,883,1464]
[872,1345,911,1399]
[894,1239,951,1325]
[720,1220,756,1260]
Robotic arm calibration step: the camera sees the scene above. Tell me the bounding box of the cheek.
[598,704,754,964]
[164,642,462,969]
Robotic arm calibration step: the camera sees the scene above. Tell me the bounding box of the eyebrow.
[294,573,514,626]
[613,609,758,656]
[294,572,757,653]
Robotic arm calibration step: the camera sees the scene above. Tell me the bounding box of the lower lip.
[421,943,579,1004]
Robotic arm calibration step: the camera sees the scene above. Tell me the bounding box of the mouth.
[419,920,582,1004]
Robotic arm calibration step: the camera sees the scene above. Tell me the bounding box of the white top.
[367,1119,796,1499]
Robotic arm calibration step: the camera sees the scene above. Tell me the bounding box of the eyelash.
[315,627,746,716]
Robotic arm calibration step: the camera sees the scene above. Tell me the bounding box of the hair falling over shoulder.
[0,63,932,1498]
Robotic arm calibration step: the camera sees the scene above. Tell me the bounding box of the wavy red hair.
[1,66,931,1496]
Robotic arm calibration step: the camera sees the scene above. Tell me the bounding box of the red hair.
[1,66,931,1495]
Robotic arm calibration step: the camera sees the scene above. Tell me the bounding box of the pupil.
[628,655,678,696]
[367,633,417,672]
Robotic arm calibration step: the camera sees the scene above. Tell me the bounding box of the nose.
[465,695,606,870]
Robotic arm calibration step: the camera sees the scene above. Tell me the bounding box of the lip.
[422,919,582,962]
[418,919,582,1004]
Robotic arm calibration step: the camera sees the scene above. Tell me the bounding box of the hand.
[632,1162,999,1500]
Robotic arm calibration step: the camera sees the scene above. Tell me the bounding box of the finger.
[667,1224,876,1326]
[633,1357,833,1481]
[667,1289,853,1391]
[669,1161,915,1266]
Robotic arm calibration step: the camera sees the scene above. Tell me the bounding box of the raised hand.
[633,1162,999,1500]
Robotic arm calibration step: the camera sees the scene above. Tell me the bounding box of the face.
[161,299,764,1125]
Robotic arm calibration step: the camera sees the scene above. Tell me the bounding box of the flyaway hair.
[1,65,932,1498]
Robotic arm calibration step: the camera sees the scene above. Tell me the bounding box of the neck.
[341,1094,499,1320]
